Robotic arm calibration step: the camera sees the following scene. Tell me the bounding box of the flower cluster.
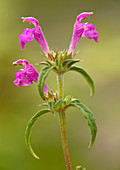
[13,12,98,93]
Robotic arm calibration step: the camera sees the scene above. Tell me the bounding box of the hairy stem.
[57,73,72,170]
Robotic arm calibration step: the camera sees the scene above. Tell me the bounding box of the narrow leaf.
[38,66,55,100]
[38,61,50,66]
[55,58,59,67]
[62,59,79,67]
[70,98,80,103]
[38,103,48,107]
[69,102,97,148]
[53,99,65,109]
[25,109,50,159]
[48,102,54,113]
[62,59,73,67]
[76,165,86,170]
[69,66,94,96]
[67,59,80,68]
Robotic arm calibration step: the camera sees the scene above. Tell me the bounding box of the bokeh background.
[0,0,120,169]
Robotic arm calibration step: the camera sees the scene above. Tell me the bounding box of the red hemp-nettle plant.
[13,12,98,170]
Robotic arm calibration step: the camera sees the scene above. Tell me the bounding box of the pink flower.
[19,17,50,56]
[43,83,51,96]
[68,12,98,54]
[13,60,51,97]
[13,59,39,87]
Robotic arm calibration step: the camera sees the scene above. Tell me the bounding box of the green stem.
[57,73,72,170]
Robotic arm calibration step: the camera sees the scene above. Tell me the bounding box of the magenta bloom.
[19,17,50,55]
[43,83,51,96]
[13,59,39,87]
[13,60,50,96]
[68,12,98,54]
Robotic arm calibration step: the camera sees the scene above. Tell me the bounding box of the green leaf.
[25,109,50,159]
[70,98,80,103]
[69,66,94,96]
[46,60,53,66]
[76,165,86,170]
[38,103,48,107]
[37,61,50,66]
[48,102,54,113]
[55,58,59,67]
[38,66,55,100]
[62,59,79,67]
[67,59,80,68]
[69,102,97,148]
[53,99,65,109]
[62,59,73,67]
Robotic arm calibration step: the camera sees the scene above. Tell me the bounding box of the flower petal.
[33,26,50,55]
[22,17,39,27]
[68,21,84,54]
[82,23,98,42]
[19,28,35,50]
[68,12,98,54]
[77,12,93,22]
[19,17,50,55]
[13,59,29,66]
[13,60,39,87]
[14,69,33,87]
[43,83,51,96]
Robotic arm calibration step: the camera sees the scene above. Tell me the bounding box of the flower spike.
[68,12,98,54]
[19,17,50,56]
[13,13,98,169]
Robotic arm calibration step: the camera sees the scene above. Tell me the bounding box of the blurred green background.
[0,0,120,169]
